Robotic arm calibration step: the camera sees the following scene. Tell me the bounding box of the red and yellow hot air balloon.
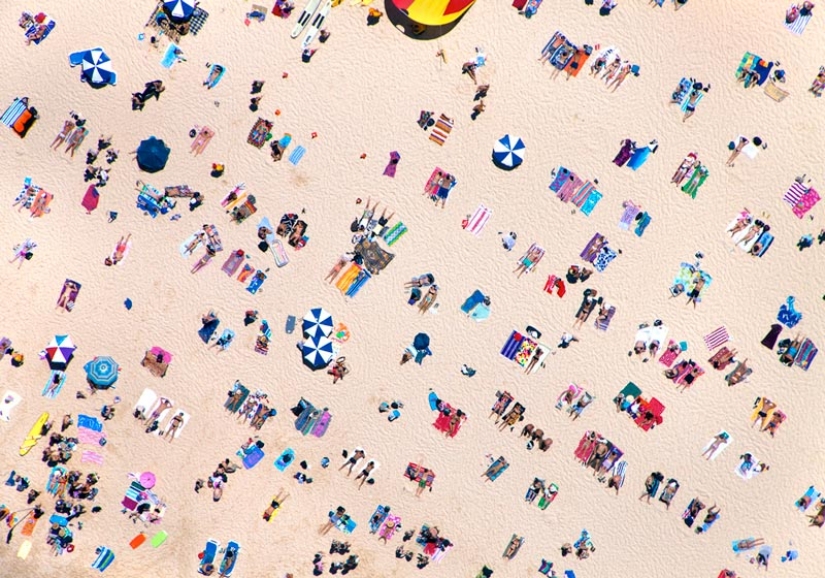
[390,0,476,27]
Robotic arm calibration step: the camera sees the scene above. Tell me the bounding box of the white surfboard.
[291,0,323,38]
[302,0,332,48]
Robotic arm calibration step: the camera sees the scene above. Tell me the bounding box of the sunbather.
[191,245,217,274]
[701,432,729,459]
[418,285,438,314]
[51,120,75,149]
[659,479,680,509]
[726,360,751,385]
[726,136,749,167]
[683,90,701,121]
[639,471,663,503]
[514,245,543,278]
[733,538,765,551]
[355,460,376,489]
[608,62,633,91]
[752,397,777,428]
[569,394,592,421]
[573,289,599,329]
[482,457,508,481]
[339,449,365,476]
[762,410,785,436]
[162,412,185,441]
[263,490,289,521]
[686,275,705,308]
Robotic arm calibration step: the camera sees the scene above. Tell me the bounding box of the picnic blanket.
[354,238,394,275]
[247,118,273,148]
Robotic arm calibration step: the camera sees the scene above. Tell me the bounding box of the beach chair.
[218,541,240,577]
[198,539,219,574]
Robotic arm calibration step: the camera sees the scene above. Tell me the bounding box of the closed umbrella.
[413,332,430,351]
[80,48,116,87]
[302,335,335,370]
[136,137,170,173]
[302,307,334,340]
[83,356,120,389]
[163,0,195,21]
[45,335,76,369]
[492,134,525,170]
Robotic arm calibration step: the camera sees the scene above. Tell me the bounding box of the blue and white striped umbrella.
[302,307,334,340]
[492,134,526,170]
[302,335,334,370]
[164,0,195,21]
[81,48,116,86]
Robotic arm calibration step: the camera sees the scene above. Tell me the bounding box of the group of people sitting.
[519,423,553,451]
[42,428,77,468]
[83,135,117,187]
[405,274,438,313]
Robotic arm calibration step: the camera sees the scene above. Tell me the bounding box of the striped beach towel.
[429,114,453,146]
[783,181,807,206]
[384,222,407,246]
[785,13,812,35]
[91,546,115,572]
[548,167,570,192]
[465,204,491,236]
[557,173,584,203]
[82,450,105,465]
[570,181,595,207]
[288,145,306,166]
[78,427,104,445]
[704,326,730,350]
[594,305,615,331]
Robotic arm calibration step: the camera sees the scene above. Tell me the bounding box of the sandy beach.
[1,0,824,576]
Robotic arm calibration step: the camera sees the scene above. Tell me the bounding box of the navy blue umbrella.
[136,136,170,173]
[164,0,195,22]
[302,335,334,370]
[413,333,430,351]
[492,134,525,170]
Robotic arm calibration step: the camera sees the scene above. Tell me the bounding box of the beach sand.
[1,1,824,576]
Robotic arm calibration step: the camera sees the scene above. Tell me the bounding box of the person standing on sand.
[471,100,485,121]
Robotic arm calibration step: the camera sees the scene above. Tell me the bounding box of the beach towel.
[681,165,708,198]
[594,305,615,331]
[78,427,104,446]
[797,486,821,511]
[288,145,307,166]
[565,46,590,77]
[548,166,571,192]
[501,331,524,360]
[78,414,103,432]
[570,180,595,206]
[514,337,538,367]
[42,370,66,399]
[1,98,28,127]
[792,187,820,218]
[91,546,115,572]
[383,222,407,246]
[704,326,729,350]
[160,43,181,69]
[355,238,395,274]
[783,181,807,206]
[593,247,617,272]
[702,431,731,461]
[541,31,566,58]
[634,212,652,237]
[204,64,225,89]
[465,205,491,236]
[579,190,602,216]
[429,114,453,146]
[383,151,400,177]
[618,201,641,230]
[785,12,813,35]
[345,268,371,297]
[764,81,790,102]
[247,118,273,148]
[794,337,818,371]
[26,19,56,44]
[680,89,704,114]
[777,296,802,328]
[735,453,760,480]
[557,172,584,202]
[550,41,576,70]
[658,340,681,367]
[82,450,105,465]
[189,6,210,34]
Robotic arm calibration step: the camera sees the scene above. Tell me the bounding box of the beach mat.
[429,114,453,146]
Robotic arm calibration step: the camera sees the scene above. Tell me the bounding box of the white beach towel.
[134,388,158,414]
[785,13,812,35]
[702,430,731,461]
[156,410,190,439]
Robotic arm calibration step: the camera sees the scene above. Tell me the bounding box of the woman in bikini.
[418,285,438,314]
[573,289,599,329]
[144,398,172,427]
[51,120,75,149]
[163,412,185,441]
[671,154,697,184]
[725,136,749,167]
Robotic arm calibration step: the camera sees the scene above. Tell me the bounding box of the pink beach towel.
[658,340,681,367]
[792,187,820,218]
[704,326,730,350]
[465,205,491,236]
[81,450,105,465]
[78,427,104,445]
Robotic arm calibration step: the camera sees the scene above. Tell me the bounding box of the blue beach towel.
[91,546,115,572]
[78,415,103,432]
[634,212,652,237]
[42,370,66,399]
[160,43,180,69]
[579,190,602,216]
[1,99,27,127]
[501,331,523,359]
[26,20,56,45]
[288,145,306,166]
[777,296,802,328]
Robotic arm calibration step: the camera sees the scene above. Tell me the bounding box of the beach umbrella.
[136,137,170,173]
[80,48,116,87]
[492,134,525,170]
[413,332,430,351]
[163,0,195,21]
[83,356,120,389]
[302,335,334,370]
[390,0,477,26]
[302,308,334,340]
[45,335,76,369]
